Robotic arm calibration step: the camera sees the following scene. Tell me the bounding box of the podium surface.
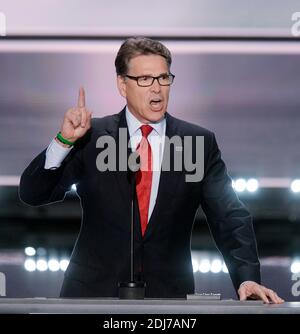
[0,298,299,314]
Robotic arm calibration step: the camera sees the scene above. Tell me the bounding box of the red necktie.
[136,125,153,236]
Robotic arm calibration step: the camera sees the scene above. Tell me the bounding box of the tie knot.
[140,125,153,138]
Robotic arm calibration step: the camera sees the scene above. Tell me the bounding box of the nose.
[151,78,161,93]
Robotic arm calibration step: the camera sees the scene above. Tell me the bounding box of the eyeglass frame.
[123,73,175,87]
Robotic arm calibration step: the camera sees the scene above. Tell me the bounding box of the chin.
[147,110,166,122]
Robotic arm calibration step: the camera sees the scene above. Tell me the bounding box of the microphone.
[118,152,146,299]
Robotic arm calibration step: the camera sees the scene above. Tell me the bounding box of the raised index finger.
[78,87,85,108]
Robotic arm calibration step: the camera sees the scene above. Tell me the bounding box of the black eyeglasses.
[124,73,175,87]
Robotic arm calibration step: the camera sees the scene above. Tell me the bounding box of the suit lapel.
[110,108,133,213]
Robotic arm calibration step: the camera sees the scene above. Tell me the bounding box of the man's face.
[117,54,171,123]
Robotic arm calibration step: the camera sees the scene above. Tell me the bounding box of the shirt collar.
[125,106,166,137]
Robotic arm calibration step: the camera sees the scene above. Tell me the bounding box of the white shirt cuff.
[44,138,73,169]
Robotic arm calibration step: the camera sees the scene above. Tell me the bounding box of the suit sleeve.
[19,140,85,207]
[200,133,261,291]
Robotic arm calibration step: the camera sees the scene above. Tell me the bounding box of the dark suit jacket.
[19,108,261,298]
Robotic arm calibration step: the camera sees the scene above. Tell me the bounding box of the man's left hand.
[238,281,284,304]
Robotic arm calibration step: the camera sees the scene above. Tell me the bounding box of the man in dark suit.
[19,37,283,303]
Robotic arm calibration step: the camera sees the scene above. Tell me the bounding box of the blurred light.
[231,180,235,188]
[222,262,229,273]
[60,259,69,271]
[24,259,36,272]
[291,261,300,273]
[291,179,300,193]
[36,259,48,272]
[48,259,60,272]
[234,178,247,192]
[192,260,199,273]
[71,184,77,191]
[25,247,36,256]
[246,178,259,192]
[211,259,222,273]
[199,259,210,273]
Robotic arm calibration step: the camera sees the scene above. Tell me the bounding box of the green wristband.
[56,132,76,146]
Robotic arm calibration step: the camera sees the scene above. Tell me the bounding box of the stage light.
[36,259,48,272]
[192,260,199,273]
[246,178,259,192]
[234,178,246,192]
[211,259,222,273]
[291,179,300,193]
[199,259,210,273]
[60,259,69,271]
[24,259,36,272]
[48,259,60,272]
[222,262,229,273]
[291,261,300,273]
[25,247,36,256]
[71,184,77,191]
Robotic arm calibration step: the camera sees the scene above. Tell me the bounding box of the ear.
[117,75,127,98]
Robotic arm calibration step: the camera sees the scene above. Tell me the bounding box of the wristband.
[56,132,76,146]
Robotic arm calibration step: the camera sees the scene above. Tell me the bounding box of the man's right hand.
[57,87,92,146]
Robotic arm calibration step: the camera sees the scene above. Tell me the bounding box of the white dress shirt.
[44,138,73,169]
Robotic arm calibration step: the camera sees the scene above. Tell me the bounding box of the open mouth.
[150,98,163,109]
